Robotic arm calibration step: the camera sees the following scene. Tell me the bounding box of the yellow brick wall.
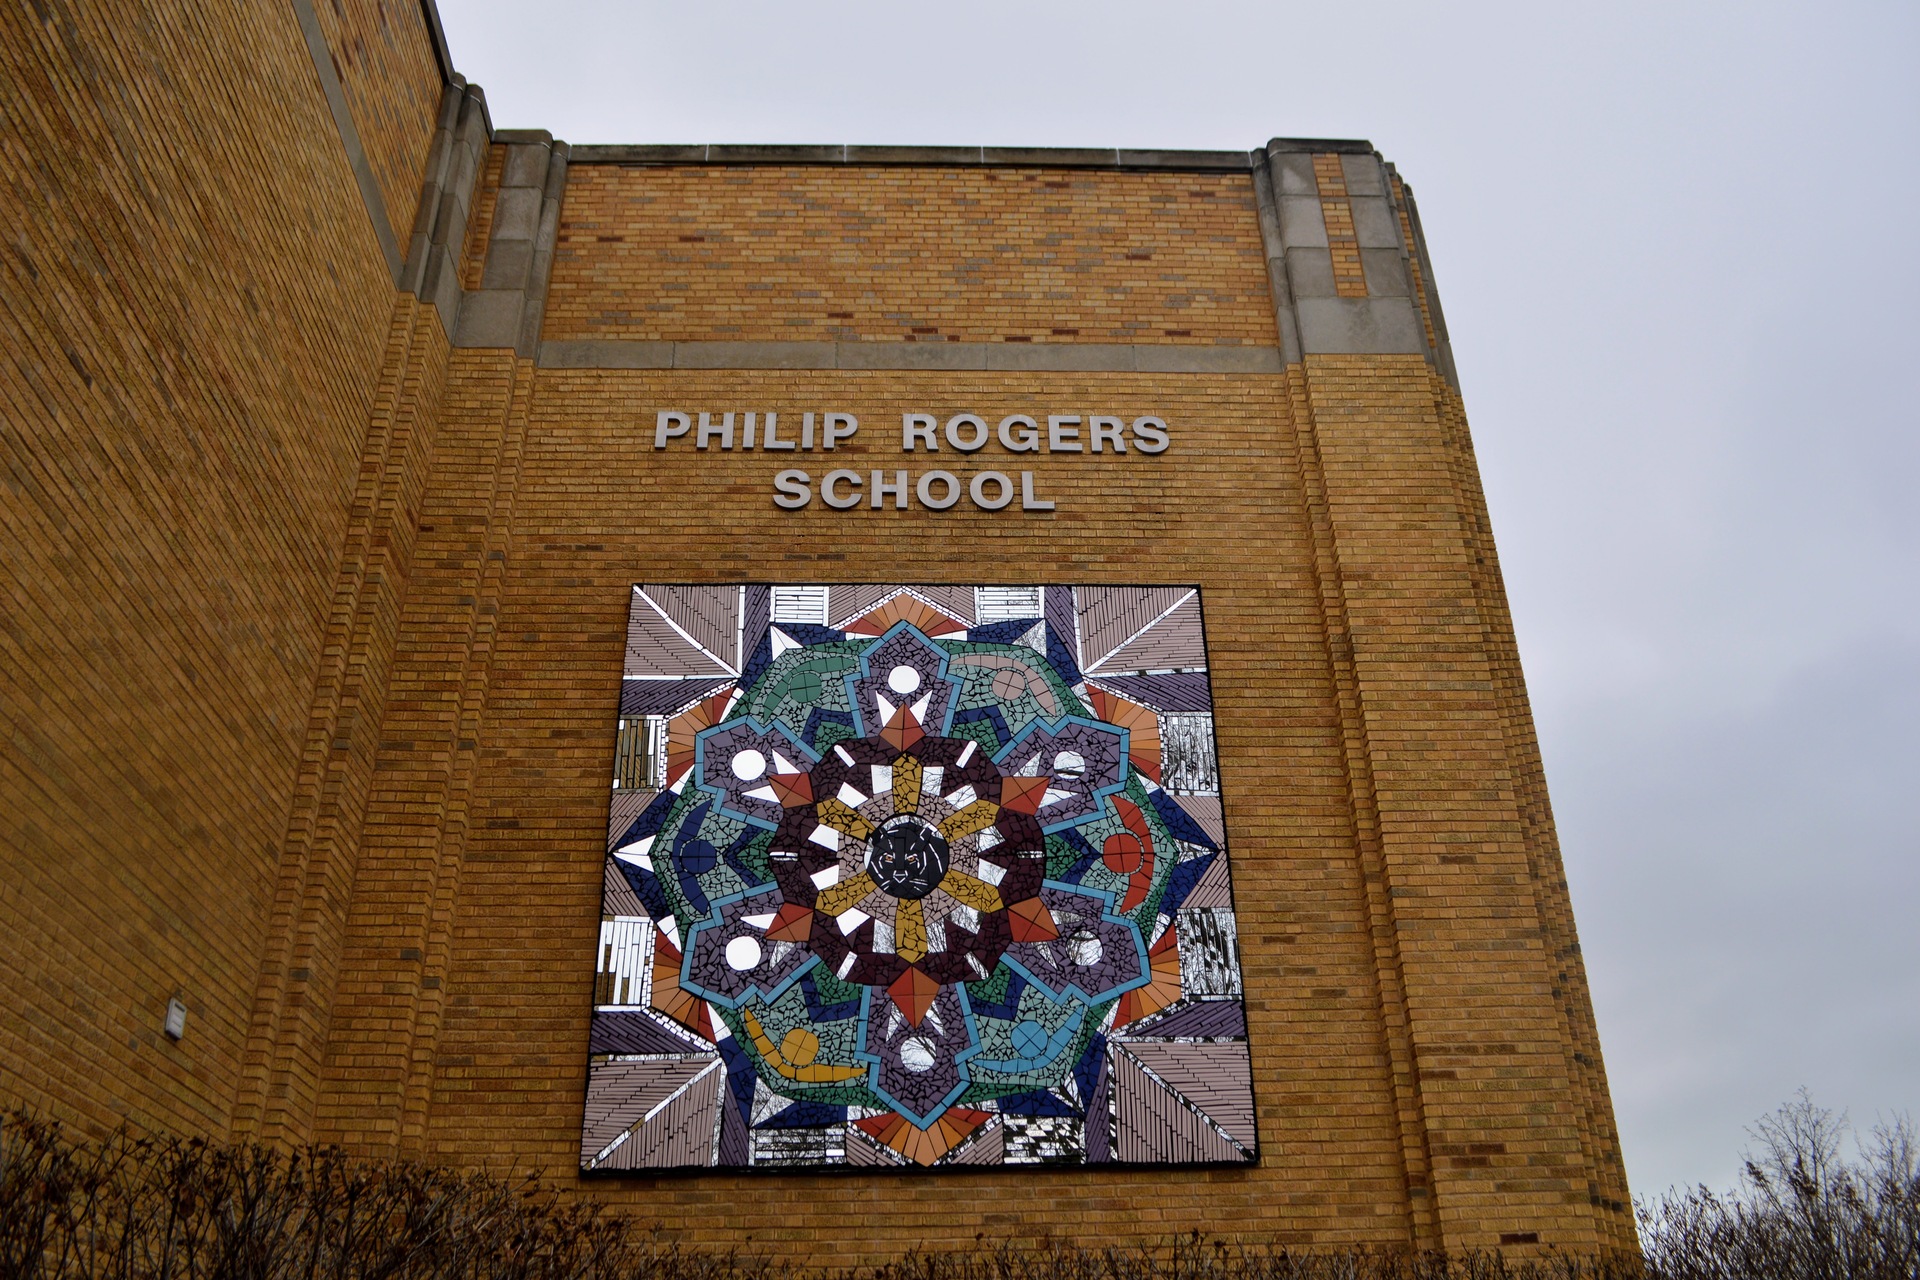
[305,349,1629,1256]
[545,166,1275,344]
[1427,377,1634,1243]
[0,0,1631,1252]
[337,366,1422,1250]
[231,295,455,1147]
[1292,356,1611,1250]
[0,0,416,1137]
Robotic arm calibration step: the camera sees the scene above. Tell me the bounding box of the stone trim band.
[538,341,1286,374]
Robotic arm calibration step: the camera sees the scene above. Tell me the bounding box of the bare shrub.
[858,1234,1640,1280]
[0,1112,742,1280]
[0,1111,1649,1280]
[1636,1092,1920,1280]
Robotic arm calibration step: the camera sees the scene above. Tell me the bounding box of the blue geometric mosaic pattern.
[584,585,1253,1171]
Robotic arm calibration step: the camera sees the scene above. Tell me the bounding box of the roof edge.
[562,143,1300,171]
[1263,137,1377,155]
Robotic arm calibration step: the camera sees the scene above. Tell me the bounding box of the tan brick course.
[1311,156,1368,299]
[545,166,1275,345]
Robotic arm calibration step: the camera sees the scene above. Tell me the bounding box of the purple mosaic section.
[621,677,733,717]
[1111,1044,1243,1164]
[718,1097,750,1166]
[697,719,807,827]
[741,586,771,662]
[1087,672,1213,713]
[996,719,1125,827]
[849,628,960,736]
[1043,586,1082,684]
[1123,999,1246,1040]
[591,1010,707,1056]
[1004,885,1146,1004]
[683,887,816,1006]
[1083,1046,1113,1163]
[865,982,972,1122]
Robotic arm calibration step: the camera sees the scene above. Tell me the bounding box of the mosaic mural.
[586,585,1253,1172]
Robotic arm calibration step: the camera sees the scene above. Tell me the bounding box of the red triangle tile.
[768,772,813,806]
[887,965,940,1026]
[1007,896,1060,943]
[998,774,1050,815]
[880,702,924,752]
[765,903,815,944]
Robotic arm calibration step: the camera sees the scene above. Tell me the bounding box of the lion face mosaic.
[587,585,1253,1171]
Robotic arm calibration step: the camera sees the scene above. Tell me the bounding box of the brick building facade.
[1,0,1633,1257]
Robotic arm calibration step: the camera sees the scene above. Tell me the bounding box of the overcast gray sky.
[438,0,1919,1200]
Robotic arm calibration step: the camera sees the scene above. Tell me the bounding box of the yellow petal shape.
[815,870,879,918]
[940,871,1004,914]
[892,754,923,812]
[939,799,1000,842]
[894,898,928,963]
[815,796,874,841]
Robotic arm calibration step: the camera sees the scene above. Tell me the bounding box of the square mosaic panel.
[584,585,1254,1172]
